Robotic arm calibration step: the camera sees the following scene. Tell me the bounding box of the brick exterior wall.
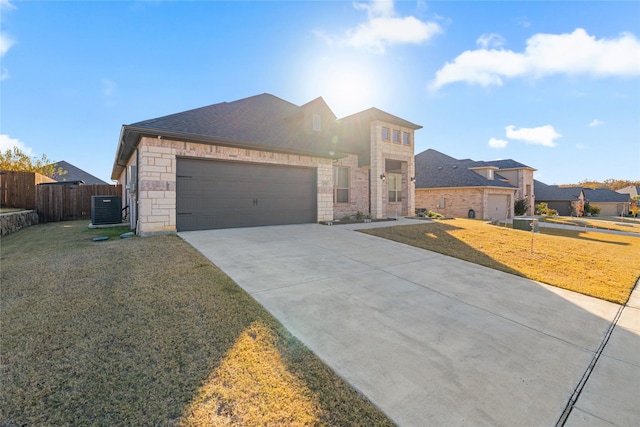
[331,154,370,219]
[415,187,515,220]
[115,137,335,235]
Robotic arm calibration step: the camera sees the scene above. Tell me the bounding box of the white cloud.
[0,134,32,155]
[319,0,441,54]
[101,78,117,97]
[505,125,561,147]
[0,0,16,10]
[588,119,604,127]
[0,31,14,57]
[431,28,640,90]
[476,33,505,49]
[488,137,508,148]
[576,143,585,149]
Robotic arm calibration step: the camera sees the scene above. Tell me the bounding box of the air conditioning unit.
[91,196,122,225]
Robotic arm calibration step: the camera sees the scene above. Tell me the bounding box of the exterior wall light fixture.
[380,174,386,181]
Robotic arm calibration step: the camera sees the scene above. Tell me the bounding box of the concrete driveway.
[179,222,639,426]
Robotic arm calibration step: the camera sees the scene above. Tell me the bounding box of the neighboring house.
[414,149,536,220]
[534,180,585,216]
[583,188,630,216]
[111,93,421,235]
[617,185,640,199]
[51,161,109,185]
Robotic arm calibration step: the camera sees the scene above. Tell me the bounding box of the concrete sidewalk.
[180,223,639,426]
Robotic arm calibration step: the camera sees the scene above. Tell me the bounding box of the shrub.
[535,202,558,216]
[584,203,601,216]
[426,210,445,219]
[514,198,528,216]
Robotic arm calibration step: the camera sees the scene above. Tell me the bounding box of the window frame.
[313,114,321,132]
[388,173,402,203]
[381,127,390,141]
[333,166,350,204]
[393,129,400,143]
[402,132,411,145]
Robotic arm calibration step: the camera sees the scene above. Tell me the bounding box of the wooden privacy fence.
[36,184,122,223]
[0,171,56,209]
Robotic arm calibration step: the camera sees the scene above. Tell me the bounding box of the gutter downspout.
[135,147,139,235]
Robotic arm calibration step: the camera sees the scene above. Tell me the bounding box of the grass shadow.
[0,221,392,426]
[541,228,632,246]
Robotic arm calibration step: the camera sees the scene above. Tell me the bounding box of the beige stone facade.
[117,137,336,235]
[112,94,421,234]
[369,120,415,219]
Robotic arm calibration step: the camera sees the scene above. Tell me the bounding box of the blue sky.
[1,0,638,184]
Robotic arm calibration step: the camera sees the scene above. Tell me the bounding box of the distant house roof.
[534,180,583,201]
[414,149,520,189]
[617,186,640,198]
[112,93,421,179]
[51,161,109,185]
[583,188,630,203]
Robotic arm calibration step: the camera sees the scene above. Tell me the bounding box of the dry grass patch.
[1,221,393,426]
[540,216,640,234]
[362,219,640,304]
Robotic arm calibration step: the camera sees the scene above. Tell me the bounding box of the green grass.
[1,220,393,426]
[362,219,640,305]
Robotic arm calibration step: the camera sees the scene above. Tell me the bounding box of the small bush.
[535,202,558,216]
[584,203,601,216]
[426,210,445,219]
[514,198,528,216]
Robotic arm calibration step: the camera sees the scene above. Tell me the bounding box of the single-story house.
[583,188,630,216]
[414,149,536,220]
[111,93,421,235]
[534,180,585,216]
[50,160,109,185]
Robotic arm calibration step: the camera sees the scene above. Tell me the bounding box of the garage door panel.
[177,159,317,231]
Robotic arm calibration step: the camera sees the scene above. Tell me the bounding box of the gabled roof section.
[51,161,109,185]
[583,188,630,203]
[534,180,583,201]
[475,158,535,170]
[112,93,341,179]
[339,107,422,130]
[415,149,517,189]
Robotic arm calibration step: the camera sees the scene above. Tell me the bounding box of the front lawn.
[362,219,640,305]
[539,216,640,234]
[0,221,393,426]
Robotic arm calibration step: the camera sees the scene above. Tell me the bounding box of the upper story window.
[403,132,411,145]
[313,114,321,132]
[333,166,349,204]
[393,129,400,143]
[487,169,494,180]
[381,127,390,141]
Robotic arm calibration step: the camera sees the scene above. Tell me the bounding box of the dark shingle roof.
[475,158,533,169]
[129,93,335,154]
[51,161,109,185]
[113,93,423,179]
[534,180,583,201]
[415,149,517,189]
[583,188,630,203]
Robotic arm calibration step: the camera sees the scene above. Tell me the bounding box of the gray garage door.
[176,158,317,231]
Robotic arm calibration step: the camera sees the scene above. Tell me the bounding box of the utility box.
[91,196,122,225]
[513,217,539,232]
